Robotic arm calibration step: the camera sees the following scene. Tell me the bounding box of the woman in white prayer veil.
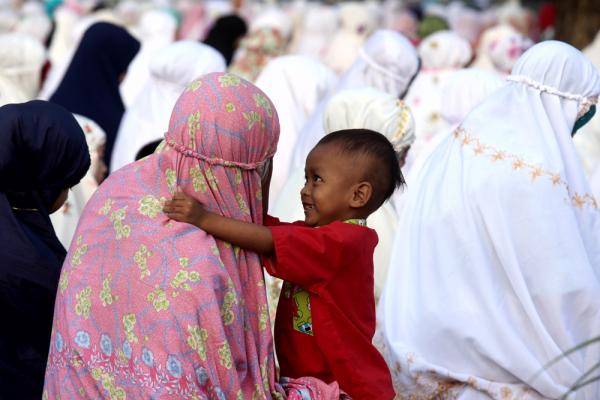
[110,41,226,172]
[119,9,178,108]
[0,33,46,106]
[290,29,419,173]
[574,31,600,176]
[403,30,472,172]
[270,88,415,309]
[377,40,600,400]
[255,55,337,208]
[50,115,106,248]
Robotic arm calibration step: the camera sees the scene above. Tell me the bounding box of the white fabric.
[591,164,600,199]
[403,31,472,169]
[119,9,178,108]
[472,24,531,75]
[14,1,52,44]
[377,40,600,399]
[51,114,106,249]
[271,88,415,302]
[290,29,418,172]
[290,3,338,62]
[0,32,46,106]
[323,2,379,74]
[440,68,505,127]
[255,55,337,208]
[574,32,600,176]
[110,41,226,172]
[418,30,472,70]
[250,6,293,40]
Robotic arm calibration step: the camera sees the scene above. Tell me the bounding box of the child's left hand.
[163,190,207,227]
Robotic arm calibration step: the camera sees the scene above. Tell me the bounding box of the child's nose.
[300,182,309,197]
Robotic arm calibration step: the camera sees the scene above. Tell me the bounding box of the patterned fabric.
[229,27,287,82]
[44,72,283,399]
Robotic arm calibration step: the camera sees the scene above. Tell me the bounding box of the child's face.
[301,143,359,227]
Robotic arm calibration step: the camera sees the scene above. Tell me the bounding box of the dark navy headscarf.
[203,14,248,65]
[0,100,90,398]
[50,22,140,169]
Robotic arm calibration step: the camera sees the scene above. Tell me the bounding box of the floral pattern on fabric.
[44,73,282,399]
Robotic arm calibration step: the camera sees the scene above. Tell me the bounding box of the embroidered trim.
[344,218,367,226]
[164,132,272,170]
[391,100,413,152]
[359,48,408,84]
[506,75,599,105]
[453,128,598,210]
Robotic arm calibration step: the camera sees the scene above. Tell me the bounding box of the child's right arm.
[163,191,274,255]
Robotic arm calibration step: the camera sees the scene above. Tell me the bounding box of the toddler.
[163,129,402,399]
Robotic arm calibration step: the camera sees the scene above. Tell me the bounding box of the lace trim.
[359,48,408,84]
[164,132,271,170]
[507,75,599,104]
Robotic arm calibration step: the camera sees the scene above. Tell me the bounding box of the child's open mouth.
[302,203,314,211]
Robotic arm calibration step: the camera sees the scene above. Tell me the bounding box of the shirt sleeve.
[264,222,376,293]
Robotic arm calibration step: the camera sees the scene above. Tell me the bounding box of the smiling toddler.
[163,129,403,399]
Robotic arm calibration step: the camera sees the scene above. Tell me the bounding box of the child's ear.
[349,181,372,208]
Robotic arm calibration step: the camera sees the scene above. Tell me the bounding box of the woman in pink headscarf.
[44,72,282,399]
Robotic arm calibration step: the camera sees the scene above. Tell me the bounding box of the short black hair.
[316,129,405,210]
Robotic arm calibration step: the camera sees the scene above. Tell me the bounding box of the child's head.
[301,129,404,227]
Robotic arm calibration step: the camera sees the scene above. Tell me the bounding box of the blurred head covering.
[324,88,415,153]
[0,100,89,398]
[249,6,293,41]
[255,55,337,207]
[289,3,337,62]
[111,41,226,172]
[0,8,18,33]
[50,22,140,168]
[229,26,287,82]
[418,30,472,70]
[43,73,282,398]
[446,3,484,46]
[378,40,600,399]
[0,33,46,106]
[473,24,532,75]
[323,2,379,74]
[290,29,419,170]
[177,0,206,40]
[203,14,247,65]
[403,31,472,165]
[51,114,106,249]
[440,68,505,127]
[15,1,53,44]
[119,9,178,107]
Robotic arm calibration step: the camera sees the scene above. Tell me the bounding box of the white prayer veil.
[0,33,46,106]
[51,114,106,249]
[255,55,337,208]
[377,41,600,399]
[110,41,226,172]
[119,9,178,108]
[271,88,415,303]
[290,29,418,171]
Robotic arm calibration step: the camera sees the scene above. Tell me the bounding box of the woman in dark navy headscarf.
[50,22,140,171]
[0,100,90,399]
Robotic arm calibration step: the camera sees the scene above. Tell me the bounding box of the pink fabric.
[43,72,282,399]
[281,377,346,400]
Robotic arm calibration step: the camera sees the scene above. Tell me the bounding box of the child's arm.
[163,191,274,255]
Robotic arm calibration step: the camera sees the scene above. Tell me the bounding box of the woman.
[111,41,226,172]
[255,55,337,208]
[203,14,248,66]
[0,100,90,399]
[44,72,282,399]
[50,21,140,169]
[378,41,600,399]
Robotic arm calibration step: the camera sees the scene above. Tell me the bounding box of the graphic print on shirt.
[285,282,313,336]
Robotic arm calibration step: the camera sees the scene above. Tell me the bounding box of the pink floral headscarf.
[44,72,282,399]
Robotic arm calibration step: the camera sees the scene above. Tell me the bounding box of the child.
[163,129,401,399]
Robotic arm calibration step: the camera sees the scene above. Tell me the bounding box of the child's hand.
[163,190,206,227]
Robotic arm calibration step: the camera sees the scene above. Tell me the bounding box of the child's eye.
[313,175,322,183]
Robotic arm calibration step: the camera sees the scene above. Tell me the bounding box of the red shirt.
[263,216,395,400]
